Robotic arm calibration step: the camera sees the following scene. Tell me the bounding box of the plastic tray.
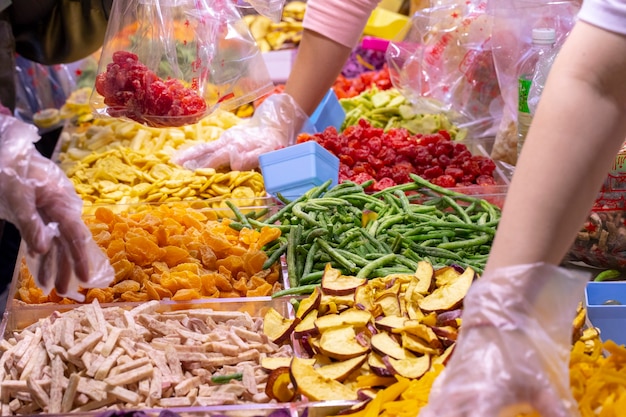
[585,281,626,345]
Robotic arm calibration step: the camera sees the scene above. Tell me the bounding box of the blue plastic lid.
[259,141,339,166]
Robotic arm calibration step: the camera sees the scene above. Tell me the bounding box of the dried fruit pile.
[297,119,497,191]
[260,262,470,402]
[95,51,207,127]
[16,203,283,304]
[333,67,393,99]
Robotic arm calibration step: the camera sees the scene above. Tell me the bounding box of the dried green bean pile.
[227,175,501,297]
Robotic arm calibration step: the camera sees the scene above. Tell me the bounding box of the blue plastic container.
[308,89,345,133]
[259,141,340,201]
[585,281,626,346]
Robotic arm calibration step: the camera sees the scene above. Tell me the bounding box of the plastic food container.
[0,297,299,415]
[259,141,340,201]
[585,281,626,346]
[308,89,345,133]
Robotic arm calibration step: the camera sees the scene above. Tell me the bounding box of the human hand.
[419,263,588,417]
[0,115,114,301]
[173,93,310,171]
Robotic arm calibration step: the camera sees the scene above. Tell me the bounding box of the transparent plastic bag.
[233,0,287,22]
[489,0,579,164]
[386,0,502,139]
[91,0,273,128]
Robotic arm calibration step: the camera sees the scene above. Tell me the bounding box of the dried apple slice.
[262,357,292,371]
[374,315,407,333]
[391,320,441,348]
[432,344,455,367]
[374,292,402,317]
[383,354,431,379]
[401,332,440,356]
[265,367,296,402]
[319,293,356,315]
[419,267,475,312]
[370,332,407,360]
[316,354,367,382]
[296,286,322,319]
[414,261,434,293]
[367,352,394,377]
[321,264,367,296]
[319,325,370,360]
[294,310,319,338]
[290,357,358,401]
[315,308,372,333]
[263,307,300,344]
[434,265,462,287]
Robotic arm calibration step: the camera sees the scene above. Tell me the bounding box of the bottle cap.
[532,28,556,45]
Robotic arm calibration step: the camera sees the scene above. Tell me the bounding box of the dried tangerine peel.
[16,203,283,304]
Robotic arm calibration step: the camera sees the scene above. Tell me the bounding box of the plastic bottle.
[517,28,557,157]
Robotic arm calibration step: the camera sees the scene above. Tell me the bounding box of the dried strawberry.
[95,51,207,127]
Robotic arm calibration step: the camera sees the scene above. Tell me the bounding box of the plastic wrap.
[234,0,287,22]
[489,0,579,165]
[0,114,114,301]
[386,0,502,139]
[91,0,273,127]
[419,263,589,417]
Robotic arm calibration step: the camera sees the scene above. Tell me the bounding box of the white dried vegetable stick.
[58,319,74,350]
[0,340,13,352]
[48,355,63,414]
[147,367,162,407]
[26,376,49,410]
[94,347,124,380]
[85,300,108,340]
[103,363,153,386]
[158,397,191,408]
[20,345,47,381]
[61,374,80,413]
[100,326,122,357]
[174,375,201,397]
[16,329,41,370]
[106,385,140,404]
[67,331,103,359]
[76,378,108,402]
[108,357,151,377]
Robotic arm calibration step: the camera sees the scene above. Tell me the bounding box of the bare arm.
[284,0,380,115]
[284,29,353,115]
[486,21,626,272]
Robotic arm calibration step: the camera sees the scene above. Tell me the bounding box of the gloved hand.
[419,263,588,417]
[0,114,114,301]
[173,93,310,171]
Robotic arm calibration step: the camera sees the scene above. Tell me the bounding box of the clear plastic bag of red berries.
[91,0,274,128]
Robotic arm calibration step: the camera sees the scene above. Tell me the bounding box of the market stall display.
[13,202,283,305]
[7,1,626,416]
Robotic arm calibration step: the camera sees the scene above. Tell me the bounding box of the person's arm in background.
[174,0,382,171]
[486,19,626,272]
[285,0,381,115]
[419,13,626,417]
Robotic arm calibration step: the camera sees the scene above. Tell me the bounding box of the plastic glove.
[419,263,589,417]
[173,93,310,171]
[0,114,114,301]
